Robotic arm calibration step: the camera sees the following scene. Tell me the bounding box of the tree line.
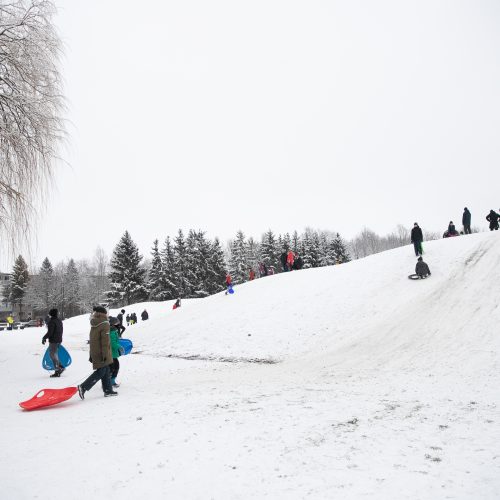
[4,223,453,320]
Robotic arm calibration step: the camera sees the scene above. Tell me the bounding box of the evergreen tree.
[260,230,280,272]
[6,255,30,319]
[64,259,81,318]
[148,239,167,301]
[206,237,227,294]
[27,257,55,315]
[160,236,178,299]
[291,230,301,254]
[246,237,260,277]
[187,230,212,298]
[228,230,248,284]
[173,229,190,298]
[108,231,148,306]
[332,233,351,263]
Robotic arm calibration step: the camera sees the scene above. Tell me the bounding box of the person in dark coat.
[410,223,424,256]
[415,256,431,278]
[173,298,181,310]
[131,312,138,324]
[486,210,499,231]
[116,309,126,336]
[42,308,64,377]
[279,252,288,272]
[462,207,472,234]
[447,221,458,236]
[141,309,149,321]
[293,255,304,270]
[78,306,117,399]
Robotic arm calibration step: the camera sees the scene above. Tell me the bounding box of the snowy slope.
[1,232,499,499]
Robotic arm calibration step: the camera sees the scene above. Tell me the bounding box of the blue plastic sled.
[42,345,72,371]
[118,338,133,355]
[228,285,234,294]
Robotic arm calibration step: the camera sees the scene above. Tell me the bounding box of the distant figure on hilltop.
[279,252,287,272]
[173,298,181,310]
[117,309,126,337]
[286,250,295,271]
[462,207,472,234]
[249,269,255,281]
[415,256,431,278]
[411,222,424,256]
[293,254,304,270]
[141,309,149,321]
[444,221,459,238]
[225,273,233,295]
[486,209,499,231]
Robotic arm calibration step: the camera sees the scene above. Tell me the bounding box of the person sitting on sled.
[415,256,431,278]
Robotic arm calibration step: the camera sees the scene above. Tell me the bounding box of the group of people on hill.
[279,250,304,273]
[410,206,499,279]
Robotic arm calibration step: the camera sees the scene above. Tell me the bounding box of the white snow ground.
[1,232,499,499]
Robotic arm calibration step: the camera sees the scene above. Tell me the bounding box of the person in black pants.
[410,222,424,256]
[116,309,126,337]
[42,308,64,377]
[78,306,117,399]
[462,207,472,234]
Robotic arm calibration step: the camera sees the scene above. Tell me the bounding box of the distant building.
[0,272,12,321]
[0,271,33,322]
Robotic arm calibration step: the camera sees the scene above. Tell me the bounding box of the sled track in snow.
[132,351,280,364]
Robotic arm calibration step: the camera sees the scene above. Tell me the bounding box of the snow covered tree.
[148,239,166,301]
[332,233,351,263]
[5,255,30,319]
[206,237,227,294]
[26,256,55,315]
[173,229,190,298]
[246,237,260,277]
[291,230,300,254]
[64,258,81,317]
[160,236,178,299]
[228,230,249,284]
[260,230,280,272]
[107,231,148,306]
[186,230,213,298]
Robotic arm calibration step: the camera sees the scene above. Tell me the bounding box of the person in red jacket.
[249,269,255,281]
[286,250,295,271]
[225,274,233,295]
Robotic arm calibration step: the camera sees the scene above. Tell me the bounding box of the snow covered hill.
[1,232,499,499]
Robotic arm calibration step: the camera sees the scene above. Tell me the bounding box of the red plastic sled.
[19,387,78,411]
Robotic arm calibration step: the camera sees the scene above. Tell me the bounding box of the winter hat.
[121,309,125,313]
[418,256,423,261]
[94,306,107,314]
[108,316,119,326]
[49,308,58,318]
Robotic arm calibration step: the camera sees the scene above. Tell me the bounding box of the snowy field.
[1,232,499,499]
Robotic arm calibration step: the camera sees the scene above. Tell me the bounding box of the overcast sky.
[6,0,500,269]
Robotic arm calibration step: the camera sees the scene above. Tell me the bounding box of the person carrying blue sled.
[42,308,64,378]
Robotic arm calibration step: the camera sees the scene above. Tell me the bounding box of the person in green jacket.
[108,316,122,387]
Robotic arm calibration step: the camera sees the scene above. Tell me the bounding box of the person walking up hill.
[411,223,424,256]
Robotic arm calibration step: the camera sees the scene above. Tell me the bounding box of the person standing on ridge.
[116,309,126,337]
[280,252,287,272]
[42,308,64,377]
[77,306,117,399]
[411,222,424,256]
[486,209,500,231]
[462,207,472,234]
[141,309,149,321]
[249,269,255,281]
[286,250,295,271]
